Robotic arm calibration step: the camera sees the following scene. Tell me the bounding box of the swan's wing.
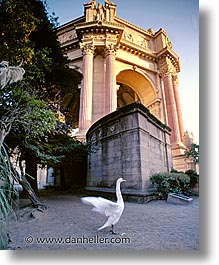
[81,196,119,216]
[97,203,125,230]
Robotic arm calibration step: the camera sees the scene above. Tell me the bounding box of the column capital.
[104,43,118,56]
[159,59,177,80]
[172,74,179,85]
[159,69,172,79]
[80,43,95,55]
[159,66,178,80]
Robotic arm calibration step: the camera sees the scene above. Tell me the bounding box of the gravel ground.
[9,194,199,251]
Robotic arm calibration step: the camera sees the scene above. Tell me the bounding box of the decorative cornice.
[74,20,124,46]
[56,16,85,33]
[118,42,157,62]
[114,16,154,37]
[56,13,180,77]
[62,42,80,52]
[75,20,124,30]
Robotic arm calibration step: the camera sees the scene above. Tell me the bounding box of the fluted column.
[162,72,181,144]
[78,43,95,132]
[105,44,117,114]
[172,75,184,142]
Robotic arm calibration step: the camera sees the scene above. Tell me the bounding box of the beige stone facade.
[86,102,172,193]
[56,0,192,171]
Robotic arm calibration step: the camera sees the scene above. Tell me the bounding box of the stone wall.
[86,102,172,193]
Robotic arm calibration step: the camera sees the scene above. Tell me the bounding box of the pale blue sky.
[46,0,199,142]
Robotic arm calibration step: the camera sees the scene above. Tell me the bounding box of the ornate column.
[160,75,168,125]
[105,44,117,114]
[172,75,184,142]
[78,43,95,133]
[162,71,181,145]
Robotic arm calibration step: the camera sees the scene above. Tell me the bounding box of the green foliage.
[0,0,82,98]
[0,81,56,146]
[185,169,199,188]
[0,0,82,163]
[22,98,55,138]
[184,143,199,164]
[22,127,88,167]
[150,172,191,199]
[0,0,84,198]
[0,0,39,64]
[0,145,18,249]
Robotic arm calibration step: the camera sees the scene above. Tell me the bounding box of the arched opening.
[117,83,140,108]
[60,68,82,130]
[116,69,160,119]
[116,69,156,106]
[61,90,80,129]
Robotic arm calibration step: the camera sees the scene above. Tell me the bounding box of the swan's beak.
[122,179,126,182]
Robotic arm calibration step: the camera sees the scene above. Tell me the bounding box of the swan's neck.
[116,182,123,203]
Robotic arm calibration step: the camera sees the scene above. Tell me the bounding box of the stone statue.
[0,61,25,89]
[96,3,105,21]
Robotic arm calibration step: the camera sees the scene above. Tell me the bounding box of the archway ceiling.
[116,70,156,106]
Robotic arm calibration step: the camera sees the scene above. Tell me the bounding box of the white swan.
[81,178,126,234]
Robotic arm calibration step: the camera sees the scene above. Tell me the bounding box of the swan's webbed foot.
[110,225,116,235]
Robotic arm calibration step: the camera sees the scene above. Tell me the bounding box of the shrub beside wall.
[185,169,199,188]
[150,172,191,199]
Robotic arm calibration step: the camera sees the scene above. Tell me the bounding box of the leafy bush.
[185,169,199,188]
[150,172,190,199]
[0,145,18,249]
[177,174,191,194]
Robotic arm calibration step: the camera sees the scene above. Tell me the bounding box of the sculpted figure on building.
[96,3,105,21]
[84,0,116,22]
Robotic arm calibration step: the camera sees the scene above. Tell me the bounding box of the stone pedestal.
[86,102,172,199]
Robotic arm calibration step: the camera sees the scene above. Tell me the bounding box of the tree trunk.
[25,153,38,191]
[19,176,46,210]
[12,166,46,210]
[60,164,66,188]
[0,129,9,149]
